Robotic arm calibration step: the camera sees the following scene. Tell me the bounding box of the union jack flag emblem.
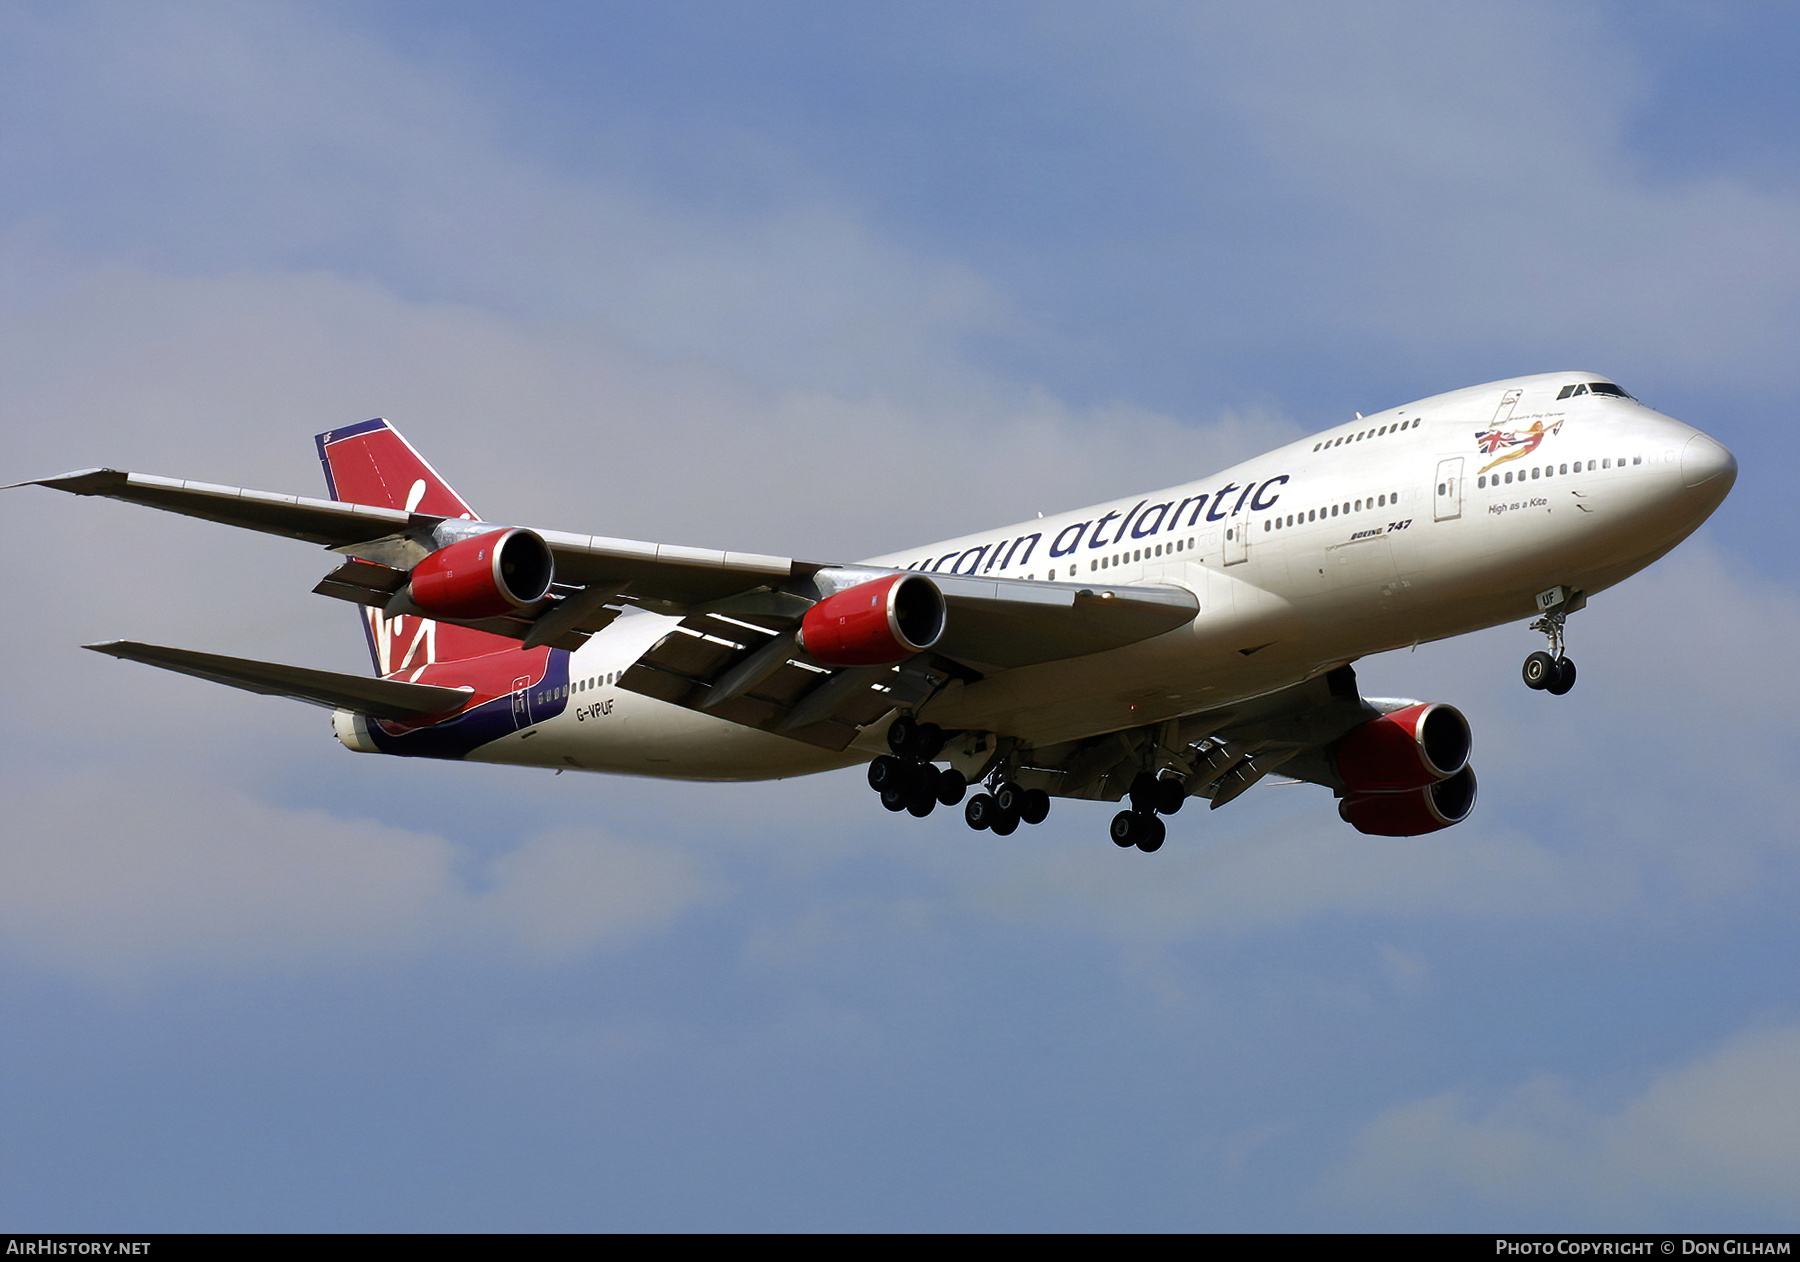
[1475,419,1563,473]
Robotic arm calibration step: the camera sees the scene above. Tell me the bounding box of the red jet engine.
[406,528,555,620]
[798,573,946,667]
[1333,702,1477,836]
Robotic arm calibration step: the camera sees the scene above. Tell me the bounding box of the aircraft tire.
[990,808,1020,837]
[1128,772,1161,812]
[887,715,921,756]
[868,755,906,793]
[1156,777,1186,815]
[1546,656,1577,695]
[881,787,909,812]
[906,788,937,818]
[1110,810,1141,848]
[1136,815,1166,853]
[994,780,1024,813]
[1522,651,1557,690]
[1020,788,1051,825]
[965,793,998,830]
[935,768,968,807]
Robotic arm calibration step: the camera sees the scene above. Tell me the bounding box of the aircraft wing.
[1008,664,1379,806]
[620,577,1197,750]
[23,466,1200,749]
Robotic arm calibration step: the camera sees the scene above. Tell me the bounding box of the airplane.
[15,371,1736,852]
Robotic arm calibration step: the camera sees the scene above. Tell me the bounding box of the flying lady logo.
[1475,419,1563,474]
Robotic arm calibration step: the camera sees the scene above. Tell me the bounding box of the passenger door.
[1433,458,1464,522]
[1224,515,1251,565]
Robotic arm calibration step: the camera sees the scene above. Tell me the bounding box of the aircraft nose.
[1681,432,1737,492]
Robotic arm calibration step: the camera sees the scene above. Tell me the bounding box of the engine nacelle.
[1333,702,1471,793]
[332,708,382,753]
[1339,766,1478,836]
[798,573,946,667]
[406,527,554,620]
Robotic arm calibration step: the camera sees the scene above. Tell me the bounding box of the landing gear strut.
[1523,586,1583,696]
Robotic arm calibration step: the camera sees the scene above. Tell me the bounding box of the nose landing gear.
[1523,586,1584,696]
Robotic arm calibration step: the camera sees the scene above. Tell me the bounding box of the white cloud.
[480,828,719,961]
[0,1,1015,397]
[1025,1,1800,390]
[0,771,717,980]
[1322,1022,1800,1223]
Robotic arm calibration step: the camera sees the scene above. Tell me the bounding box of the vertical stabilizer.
[315,420,524,673]
[315,418,480,519]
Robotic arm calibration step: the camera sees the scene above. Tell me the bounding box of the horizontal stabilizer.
[84,641,470,721]
[18,468,415,545]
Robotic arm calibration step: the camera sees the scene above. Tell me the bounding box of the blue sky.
[1,1,1797,1230]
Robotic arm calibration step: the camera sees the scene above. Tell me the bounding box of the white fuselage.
[466,372,1736,780]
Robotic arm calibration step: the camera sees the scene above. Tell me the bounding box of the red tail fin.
[315,418,479,519]
[315,419,524,674]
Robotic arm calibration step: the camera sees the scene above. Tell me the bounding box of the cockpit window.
[1558,380,1634,401]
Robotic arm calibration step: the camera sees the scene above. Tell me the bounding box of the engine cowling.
[798,573,946,667]
[1333,702,1471,793]
[1339,766,1478,836]
[406,527,554,620]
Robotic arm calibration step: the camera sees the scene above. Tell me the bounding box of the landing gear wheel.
[1156,777,1186,815]
[868,755,908,793]
[935,768,968,807]
[1136,815,1166,853]
[1522,651,1557,690]
[1128,772,1161,813]
[965,793,998,831]
[880,787,909,812]
[887,716,945,760]
[994,781,1025,814]
[906,785,937,817]
[1019,788,1051,826]
[990,808,1021,837]
[1546,656,1577,695]
[886,715,919,756]
[1110,811,1142,848]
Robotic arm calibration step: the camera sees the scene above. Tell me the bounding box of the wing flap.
[619,612,952,750]
[85,641,470,721]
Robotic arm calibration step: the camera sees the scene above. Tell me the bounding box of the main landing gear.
[867,717,964,818]
[869,718,1189,855]
[868,715,1052,835]
[964,778,1051,836]
[1522,586,1583,696]
[1109,772,1185,852]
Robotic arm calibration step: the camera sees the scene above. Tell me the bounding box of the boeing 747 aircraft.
[19,372,1735,851]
